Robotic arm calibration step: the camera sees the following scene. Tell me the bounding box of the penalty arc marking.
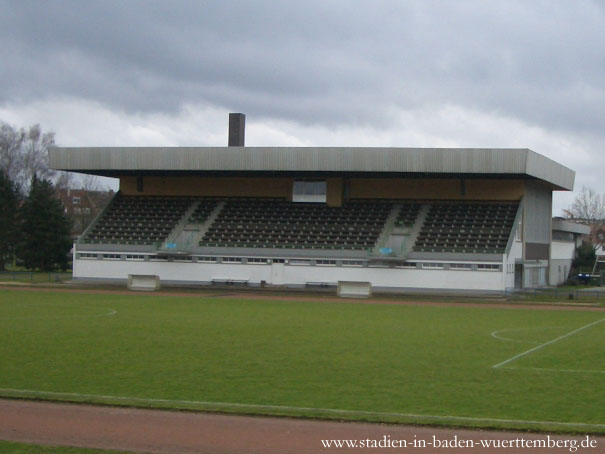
[492,318,605,369]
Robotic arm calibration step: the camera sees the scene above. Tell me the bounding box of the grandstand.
[49,115,576,292]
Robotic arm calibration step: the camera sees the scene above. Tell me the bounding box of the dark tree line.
[0,122,72,271]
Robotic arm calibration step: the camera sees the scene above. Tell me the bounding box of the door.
[271,262,285,285]
[514,264,523,289]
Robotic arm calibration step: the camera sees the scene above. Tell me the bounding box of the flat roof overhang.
[49,147,575,191]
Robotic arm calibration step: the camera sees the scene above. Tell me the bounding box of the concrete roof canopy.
[49,147,575,191]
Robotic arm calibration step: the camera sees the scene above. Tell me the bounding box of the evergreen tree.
[0,171,19,270]
[572,240,596,272]
[17,176,72,271]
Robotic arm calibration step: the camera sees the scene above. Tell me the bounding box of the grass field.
[0,288,603,433]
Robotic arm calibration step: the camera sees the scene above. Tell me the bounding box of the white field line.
[502,366,605,374]
[492,318,605,369]
[0,387,603,429]
[490,327,554,345]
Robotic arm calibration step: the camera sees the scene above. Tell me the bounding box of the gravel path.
[0,399,602,453]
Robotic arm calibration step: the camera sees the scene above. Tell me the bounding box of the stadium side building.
[50,126,575,293]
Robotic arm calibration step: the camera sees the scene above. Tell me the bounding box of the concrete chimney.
[228,113,245,146]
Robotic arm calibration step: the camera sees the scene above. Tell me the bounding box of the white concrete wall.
[523,182,553,245]
[75,258,272,284]
[504,238,523,290]
[550,259,571,286]
[549,241,576,285]
[74,258,506,292]
[551,241,575,260]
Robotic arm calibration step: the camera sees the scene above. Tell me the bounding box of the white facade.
[504,236,523,290]
[551,241,575,260]
[74,249,508,293]
[548,219,590,285]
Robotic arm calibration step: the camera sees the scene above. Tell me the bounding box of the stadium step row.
[199,241,372,250]
[413,201,519,254]
[206,225,384,234]
[81,196,519,255]
[82,195,191,244]
[416,247,506,254]
[199,199,393,250]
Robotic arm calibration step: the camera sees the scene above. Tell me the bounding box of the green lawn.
[0,441,127,454]
[507,288,605,305]
[0,289,603,433]
[0,270,71,284]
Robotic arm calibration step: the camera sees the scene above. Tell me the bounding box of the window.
[293,181,326,203]
[316,260,336,266]
[74,207,81,215]
[400,262,417,269]
[83,207,91,214]
[72,196,81,204]
[422,262,444,269]
[507,263,514,273]
[450,263,472,271]
[342,260,364,267]
[289,259,310,266]
[515,218,522,241]
[477,264,500,271]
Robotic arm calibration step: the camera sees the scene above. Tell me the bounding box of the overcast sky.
[1,0,604,214]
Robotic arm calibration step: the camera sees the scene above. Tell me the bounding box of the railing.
[0,271,71,283]
[505,287,603,301]
[156,234,196,254]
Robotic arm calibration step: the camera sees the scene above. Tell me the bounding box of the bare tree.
[22,124,55,189]
[0,122,25,185]
[564,186,605,220]
[0,122,56,194]
[55,171,75,191]
[81,173,105,192]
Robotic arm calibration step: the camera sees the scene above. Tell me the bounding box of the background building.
[56,188,114,238]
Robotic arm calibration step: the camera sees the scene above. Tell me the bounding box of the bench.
[127,274,160,292]
[337,281,372,299]
[305,281,338,288]
[211,278,249,286]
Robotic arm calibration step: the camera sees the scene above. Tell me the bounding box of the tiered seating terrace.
[414,201,518,254]
[189,199,218,223]
[200,199,392,250]
[83,195,192,245]
[394,203,421,227]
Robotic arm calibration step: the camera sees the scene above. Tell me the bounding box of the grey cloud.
[1,0,604,136]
